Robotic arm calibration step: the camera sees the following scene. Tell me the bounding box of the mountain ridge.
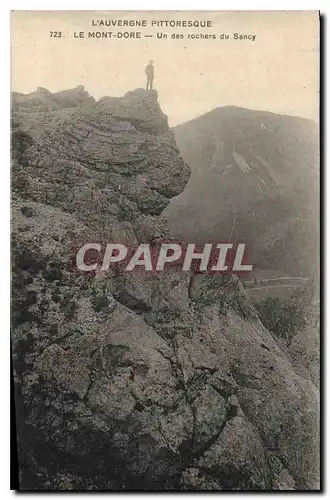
[166,104,319,278]
[173,105,318,129]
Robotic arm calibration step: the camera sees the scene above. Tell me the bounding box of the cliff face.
[12,88,319,491]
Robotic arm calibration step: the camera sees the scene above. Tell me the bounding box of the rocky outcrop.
[12,85,96,112]
[11,88,319,490]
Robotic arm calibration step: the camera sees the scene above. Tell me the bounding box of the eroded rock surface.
[12,88,319,490]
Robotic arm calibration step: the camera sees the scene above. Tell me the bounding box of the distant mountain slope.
[165,106,319,276]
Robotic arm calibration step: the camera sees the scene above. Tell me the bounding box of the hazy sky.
[11,10,319,126]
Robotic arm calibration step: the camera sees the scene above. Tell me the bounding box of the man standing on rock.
[145,60,154,90]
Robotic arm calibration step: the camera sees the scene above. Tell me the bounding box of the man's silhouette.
[145,60,154,90]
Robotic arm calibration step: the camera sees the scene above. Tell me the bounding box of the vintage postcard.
[11,10,320,491]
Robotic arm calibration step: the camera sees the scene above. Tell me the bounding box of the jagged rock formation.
[165,106,319,278]
[12,88,319,490]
